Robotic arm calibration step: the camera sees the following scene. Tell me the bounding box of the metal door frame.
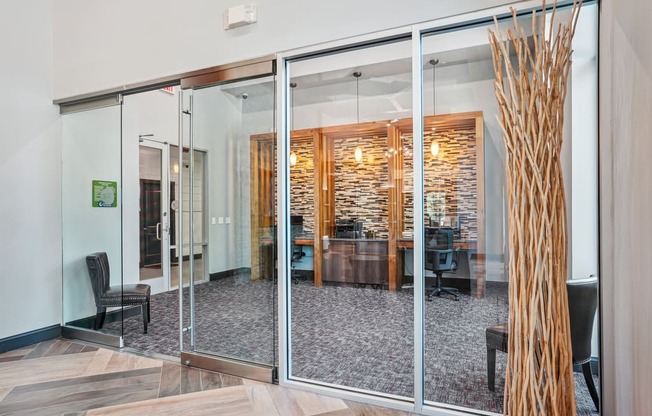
[178,58,277,383]
[138,139,171,294]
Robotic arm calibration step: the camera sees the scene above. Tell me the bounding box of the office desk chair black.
[290,218,306,284]
[425,228,461,301]
[291,245,305,284]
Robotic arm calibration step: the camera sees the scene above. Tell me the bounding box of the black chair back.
[86,252,110,306]
[567,277,598,364]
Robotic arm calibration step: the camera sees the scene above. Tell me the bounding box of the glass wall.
[286,39,415,397]
[420,3,599,414]
[62,104,124,340]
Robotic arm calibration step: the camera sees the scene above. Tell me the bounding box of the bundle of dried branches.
[488,1,582,414]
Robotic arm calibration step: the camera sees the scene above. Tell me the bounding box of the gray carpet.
[106,275,599,415]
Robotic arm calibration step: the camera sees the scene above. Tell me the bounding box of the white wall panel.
[52,0,528,99]
[600,0,652,414]
[0,0,62,339]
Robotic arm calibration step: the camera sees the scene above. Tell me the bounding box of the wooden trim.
[312,129,324,287]
[475,114,486,298]
[387,125,401,292]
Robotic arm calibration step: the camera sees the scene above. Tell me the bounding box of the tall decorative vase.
[489,1,581,414]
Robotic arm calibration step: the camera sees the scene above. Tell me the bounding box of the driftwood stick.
[488,1,581,414]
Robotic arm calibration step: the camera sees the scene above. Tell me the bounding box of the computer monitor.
[335,219,363,238]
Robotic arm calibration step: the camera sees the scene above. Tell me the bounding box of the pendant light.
[429,59,439,157]
[290,82,297,166]
[353,71,363,163]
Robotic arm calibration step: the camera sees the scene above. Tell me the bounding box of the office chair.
[290,245,305,284]
[425,228,461,301]
[290,219,306,284]
[86,252,151,333]
[485,277,599,411]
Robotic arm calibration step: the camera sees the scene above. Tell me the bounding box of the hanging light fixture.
[429,59,439,157]
[353,71,363,163]
[290,82,297,167]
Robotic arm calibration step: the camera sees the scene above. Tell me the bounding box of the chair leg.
[487,346,496,391]
[141,303,148,334]
[147,298,151,323]
[94,307,106,330]
[582,362,599,412]
[427,273,460,301]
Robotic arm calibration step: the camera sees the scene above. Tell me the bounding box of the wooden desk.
[397,238,476,251]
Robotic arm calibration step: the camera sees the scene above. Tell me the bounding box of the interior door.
[178,64,277,382]
[138,140,171,294]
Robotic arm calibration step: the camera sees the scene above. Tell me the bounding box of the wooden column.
[311,129,326,287]
[249,135,275,281]
[387,125,402,292]
[474,114,486,298]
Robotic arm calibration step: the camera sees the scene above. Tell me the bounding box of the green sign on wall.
[92,180,118,208]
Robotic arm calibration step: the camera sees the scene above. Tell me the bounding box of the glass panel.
[62,105,123,338]
[187,75,277,366]
[420,4,599,414]
[287,39,414,397]
[139,146,164,282]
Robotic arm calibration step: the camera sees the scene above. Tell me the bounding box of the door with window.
[138,139,171,294]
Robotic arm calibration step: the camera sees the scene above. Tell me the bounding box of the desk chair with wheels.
[290,218,306,284]
[425,227,461,301]
[86,252,151,333]
[290,245,305,284]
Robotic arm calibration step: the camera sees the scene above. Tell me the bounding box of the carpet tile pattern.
[103,275,598,415]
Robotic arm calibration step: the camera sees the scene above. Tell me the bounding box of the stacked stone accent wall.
[289,140,315,234]
[333,136,389,239]
[402,126,477,240]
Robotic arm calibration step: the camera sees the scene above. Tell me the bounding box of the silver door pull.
[156,222,161,240]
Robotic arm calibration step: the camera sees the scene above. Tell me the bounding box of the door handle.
[156,222,161,240]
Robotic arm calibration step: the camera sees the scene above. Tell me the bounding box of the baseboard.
[181,253,203,262]
[64,306,141,329]
[210,267,251,281]
[0,324,61,354]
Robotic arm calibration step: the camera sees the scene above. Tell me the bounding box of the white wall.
[52,0,528,99]
[600,1,652,415]
[193,87,248,273]
[0,0,62,339]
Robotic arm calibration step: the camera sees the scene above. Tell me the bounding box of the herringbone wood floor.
[0,339,414,415]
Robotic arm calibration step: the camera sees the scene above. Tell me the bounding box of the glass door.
[138,140,171,294]
[178,64,278,381]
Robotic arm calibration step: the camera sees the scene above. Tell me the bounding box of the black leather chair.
[425,228,461,301]
[86,252,151,333]
[485,277,599,411]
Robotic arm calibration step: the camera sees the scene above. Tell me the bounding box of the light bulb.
[430,140,439,157]
[173,163,179,174]
[290,151,297,166]
[354,146,363,163]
